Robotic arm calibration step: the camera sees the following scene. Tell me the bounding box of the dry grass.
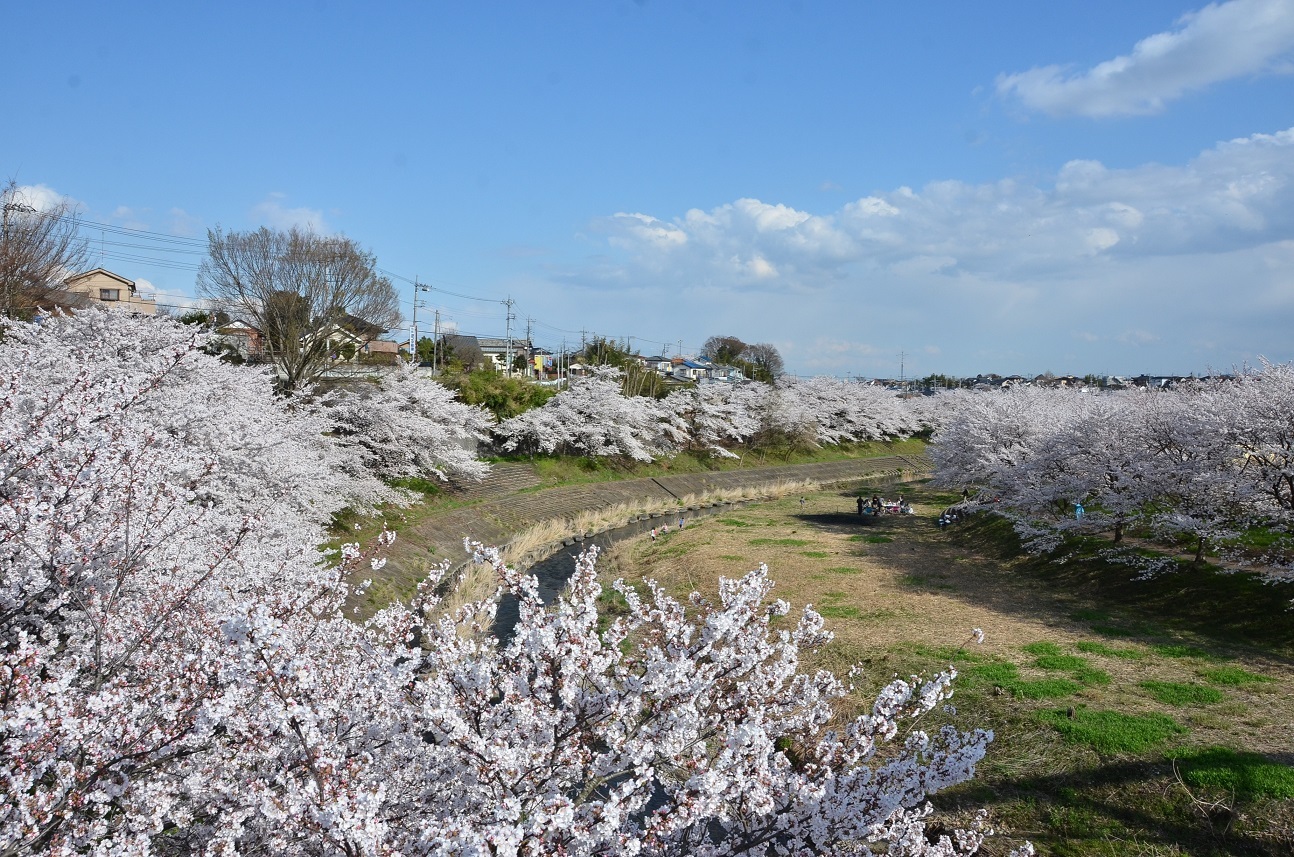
[598,483,1294,855]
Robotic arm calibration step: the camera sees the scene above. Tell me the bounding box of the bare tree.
[702,334,747,364]
[198,226,401,391]
[0,180,91,320]
[743,342,785,381]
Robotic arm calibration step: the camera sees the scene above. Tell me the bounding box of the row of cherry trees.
[928,368,1294,564]
[2,310,1021,854]
[494,369,925,461]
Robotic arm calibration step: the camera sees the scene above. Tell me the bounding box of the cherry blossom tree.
[0,310,374,853]
[787,377,921,445]
[325,362,495,484]
[1223,361,1294,519]
[930,377,1294,562]
[663,382,763,457]
[494,368,686,461]
[2,311,1026,855]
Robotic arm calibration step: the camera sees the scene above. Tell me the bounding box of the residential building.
[61,269,157,315]
[215,320,264,361]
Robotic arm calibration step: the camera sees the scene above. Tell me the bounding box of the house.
[641,355,673,376]
[672,360,709,382]
[61,269,157,315]
[707,365,747,383]
[309,322,399,365]
[475,337,532,373]
[215,320,264,361]
[361,339,400,364]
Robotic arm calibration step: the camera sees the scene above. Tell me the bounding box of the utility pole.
[410,280,430,364]
[525,316,534,377]
[503,297,516,377]
[433,309,441,374]
[899,350,906,386]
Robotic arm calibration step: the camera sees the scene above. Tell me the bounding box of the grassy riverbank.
[598,482,1294,856]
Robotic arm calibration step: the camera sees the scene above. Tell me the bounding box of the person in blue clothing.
[1075,501,1085,520]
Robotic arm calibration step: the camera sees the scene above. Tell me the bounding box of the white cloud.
[8,184,83,214]
[997,0,1294,117]
[563,125,1294,377]
[167,207,204,237]
[250,193,330,232]
[110,205,151,231]
[592,126,1294,285]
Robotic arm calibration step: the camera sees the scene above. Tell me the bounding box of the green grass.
[387,476,444,496]
[1019,644,1112,685]
[717,518,754,527]
[825,566,862,575]
[1039,708,1186,754]
[964,662,1084,699]
[1172,747,1294,800]
[1035,654,1090,672]
[1197,665,1275,687]
[863,535,893,544]
[748,538,810,547]
[1075,641,1147,660]
[1138,681,1225,706]
[717,554,745,561]
[897,642,990,665]
[514,437,930,488]
[817,592,860,620]
[654,543,692,558]
[1070,666,1113,686]
[801,551,830,558]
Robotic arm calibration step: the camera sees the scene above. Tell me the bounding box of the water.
[490,501,741,640]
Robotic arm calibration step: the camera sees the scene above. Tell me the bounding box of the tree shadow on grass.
[792,512,885,534]
[937,758,1294,857]
[941,514,1294,657]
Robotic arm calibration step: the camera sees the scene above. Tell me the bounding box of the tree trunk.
[1113,522,1123,544]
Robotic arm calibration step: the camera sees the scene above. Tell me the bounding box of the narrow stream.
[489,479,910,640]
[490,500,741,640]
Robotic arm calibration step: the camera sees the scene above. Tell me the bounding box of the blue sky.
[5,0,1294,378]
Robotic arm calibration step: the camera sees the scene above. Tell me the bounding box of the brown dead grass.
[601,483,1294,758]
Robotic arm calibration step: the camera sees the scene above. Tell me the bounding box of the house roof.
[338,313,385,338]
[477,337,532,351]
[218,320,261,334]
[65,268,135,288]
